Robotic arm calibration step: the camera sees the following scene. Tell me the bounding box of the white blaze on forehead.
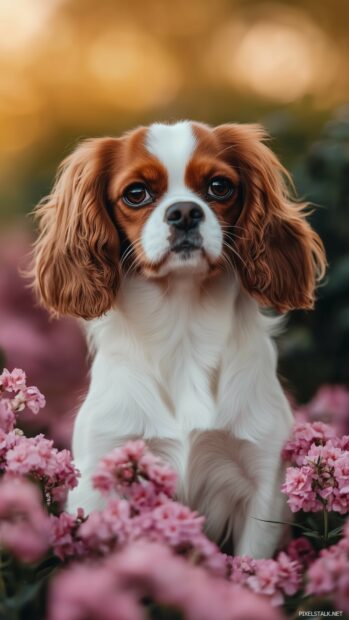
[141,121,223,267]
[146,121,196,189]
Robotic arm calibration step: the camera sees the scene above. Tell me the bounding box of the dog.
[33,121,326,558]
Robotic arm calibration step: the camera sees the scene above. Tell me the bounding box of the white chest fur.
[87,275,237,435]
[69,274,293,559]
[84,274,289,440]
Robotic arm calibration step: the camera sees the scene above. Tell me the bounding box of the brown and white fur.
[33,121,326,557]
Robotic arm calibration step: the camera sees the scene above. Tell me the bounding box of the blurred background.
[0,0,348,446]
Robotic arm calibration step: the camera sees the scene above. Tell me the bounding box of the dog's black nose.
[165,202,204,231]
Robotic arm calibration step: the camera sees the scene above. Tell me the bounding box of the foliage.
[278,106,349,401]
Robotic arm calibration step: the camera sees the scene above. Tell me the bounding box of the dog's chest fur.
[71,272,291,543]
[89,274,240,434]
[85,270,286,459]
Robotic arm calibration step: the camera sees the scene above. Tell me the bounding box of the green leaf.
[303,531,322,539]
[4,579,44,610]
[252,517,308,531]
[328,526,344,538]
[306,516,321,531]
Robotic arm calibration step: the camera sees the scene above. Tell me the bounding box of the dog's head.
[33,121,326,319]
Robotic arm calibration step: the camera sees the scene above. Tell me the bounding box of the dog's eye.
[123,183,153,207]
[207,177,234,201]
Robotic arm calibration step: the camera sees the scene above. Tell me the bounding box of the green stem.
[323,508,329,546]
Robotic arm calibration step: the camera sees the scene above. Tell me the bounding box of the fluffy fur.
[33,120,326,558]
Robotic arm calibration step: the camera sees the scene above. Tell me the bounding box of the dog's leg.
[234,447,288,558]
[186,431,253,545]
[216,330,294,557]
[67,359,180,514]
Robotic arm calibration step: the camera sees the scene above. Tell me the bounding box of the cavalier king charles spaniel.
[33,121,326,558]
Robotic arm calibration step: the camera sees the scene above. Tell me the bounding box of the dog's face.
[33,121,326,319]
[110,122,241,280]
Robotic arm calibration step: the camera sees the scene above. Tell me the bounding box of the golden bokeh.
[88,26,181,110]
[0,0,348,213]
[206,5,341,103]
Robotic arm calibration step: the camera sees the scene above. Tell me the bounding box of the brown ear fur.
[33,138,120,319]
[214,124,326,312]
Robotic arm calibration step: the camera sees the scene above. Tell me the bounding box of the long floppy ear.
[33,138,120,319]
[214,124,327,312]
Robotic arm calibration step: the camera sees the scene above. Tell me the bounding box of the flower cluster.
[295,384,349,436]
[49,509,86,560]
[52,440,226,575]
[0,366,349,618]
[282,420,336,466]
[0,475,50,563]
[282,421,349,514]
[0,367,45,414]
[0,367,46,432]
[286,536,316,569]
[230,552,301,606]
[307,521,349,613]
[48,541,284,620]
[92,439,177,502]
[0,368,79,506]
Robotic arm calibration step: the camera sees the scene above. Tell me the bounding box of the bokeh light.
[0,0,62,53]
[206,5,340,103]
[88,27,181,110]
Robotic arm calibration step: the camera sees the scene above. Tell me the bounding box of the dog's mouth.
[169,231,203,256]
[171,240,202,254]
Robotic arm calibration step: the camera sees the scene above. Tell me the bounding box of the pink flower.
[307,538,349,612]
[48,562,141,620]
[50,510,86,560]
[0,399,16,432]
[149,501,205,547]
[0,368,46,418]
[9,390,27,412]
[337,571,349,614]
[306,441,343,467]
[77,488,226,574]
[78,499,132,554]
[10,368,27,390]
[282,436,349,515]
[50,449,81,503]
[0,369,14,392]
[191,533,228,576]
[306,442,349,514]
[92,440,177,500]
[0,476,50,563]
[0,429,21,463]
[282,421,336,466]
[230,555,257,585]
[276,552,301,596]
[307,552,337,594]
[24,385,46,414]
[49,542,282,620]
[111,542,283,620]
[126,480,162,511]
[286,537,316,569]
[231,553,301,605]
[297,384,349,436]
[282,465,320,512]
[5,434,79,505]
[9,386,46,415]
[139,451,177,497]
[0,368,26,392]
[247,559,281,604]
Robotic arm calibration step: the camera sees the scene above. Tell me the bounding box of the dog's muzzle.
[165,201,204,252]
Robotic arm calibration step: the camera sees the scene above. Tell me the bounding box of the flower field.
[0,367,348,619]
